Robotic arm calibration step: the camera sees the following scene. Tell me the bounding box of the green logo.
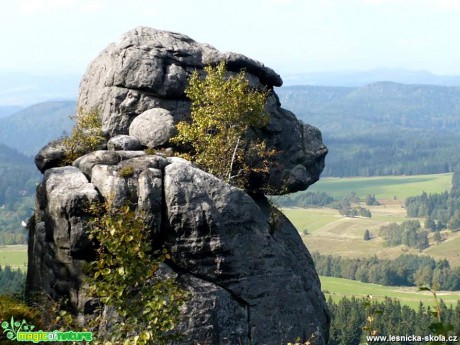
[1,317,93,343]
[2,317,35,340]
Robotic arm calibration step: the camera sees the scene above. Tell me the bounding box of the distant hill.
[278,82,460,133]
[282,68,460,87]
[277,82,460,177]
[0,106,23,118]
[0,143,38,243]
[0,101,76,156]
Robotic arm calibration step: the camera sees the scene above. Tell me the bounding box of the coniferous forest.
[328,297,460,345]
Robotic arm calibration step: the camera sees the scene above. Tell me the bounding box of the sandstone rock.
[77,27,327,194]
[28,26,330,345]
[73,150,146,177]
[107,134,142,151]
[164,162,330,344]
[34,139,67,173]
[26,167,100,321]
[28,157,330,344]
[129,108,175,148]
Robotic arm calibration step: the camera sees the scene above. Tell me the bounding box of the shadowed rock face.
[27,156,330,344]
[27,27,330,344]
[77,26,327,195]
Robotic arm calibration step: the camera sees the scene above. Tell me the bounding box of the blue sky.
[1,0,460,78]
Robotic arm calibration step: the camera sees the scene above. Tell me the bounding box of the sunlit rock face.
[77,26,327,195]
[28,27,330,345]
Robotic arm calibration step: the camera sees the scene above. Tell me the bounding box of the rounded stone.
[129,108,175,148]
[107,135,142,151]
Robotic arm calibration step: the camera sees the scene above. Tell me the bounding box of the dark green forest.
[277,83,460,177]
[313,253,460,291]
[0,266,25,296]
[328,297,460,345]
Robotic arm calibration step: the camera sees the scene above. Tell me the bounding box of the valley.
[281,173,460,266]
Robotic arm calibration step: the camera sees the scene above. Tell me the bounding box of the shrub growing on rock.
[172,62,275,187]
[86,201,188,344]
[61,109,105,165]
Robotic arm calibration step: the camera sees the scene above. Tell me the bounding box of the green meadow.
[307,173,452,200]
[321,276,460,309]
[281,173,460,265]
[0,245,27,270]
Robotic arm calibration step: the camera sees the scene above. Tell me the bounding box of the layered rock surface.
[77,26,327,195]
[27,27,330,344]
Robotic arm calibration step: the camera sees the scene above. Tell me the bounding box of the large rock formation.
[27,27,330,344]
[77,26,327,195]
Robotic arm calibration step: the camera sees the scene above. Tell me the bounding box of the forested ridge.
[0,101,75,156]
[278,83,460,177]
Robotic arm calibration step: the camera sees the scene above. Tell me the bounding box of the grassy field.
[426,235,460,267]
[0,245,27,270]
[321,276,460,309]
[307,173,452,201]
[281,173,460,264]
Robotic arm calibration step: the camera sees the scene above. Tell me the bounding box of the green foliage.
[418,286,455,344]
[61,108,105,165]
[0,266,26,296]
[362,296,383,340]
[378,220,429,250]
[86,201,187,344]
[274,191,336,208]
[327,296,460,345]
[365,194,380,206]
[338,206,372,218]
[0,296,43,330]
[405,189,460,231]
[172,62,274,187]
[118,165,135,178]
[0,143,38,245]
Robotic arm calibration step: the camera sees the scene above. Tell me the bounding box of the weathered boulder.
[107,134,142,151]
[129,108,175,148]
[72,150,146,177]
[27,27,331,345]
[34,139,67,173]
[27,155,330,344]
[164,161,329,344]
[27,167,99,322]
[77,26,327,195]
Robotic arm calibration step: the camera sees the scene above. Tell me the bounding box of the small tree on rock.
[172,62,275,187]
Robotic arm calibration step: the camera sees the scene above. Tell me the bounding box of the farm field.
[321,276,460,309]
[0,245,27,270]
[306,173,452,201]
[281,173,460,265]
